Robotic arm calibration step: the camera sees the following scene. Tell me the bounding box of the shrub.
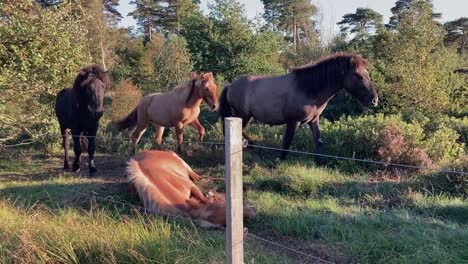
[110,79,142,122]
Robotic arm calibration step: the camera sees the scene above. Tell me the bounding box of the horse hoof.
[63,164,70,171]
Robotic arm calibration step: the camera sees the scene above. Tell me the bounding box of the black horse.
[219,53,379,162]
[55,65,110,176]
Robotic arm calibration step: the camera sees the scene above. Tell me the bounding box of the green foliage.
[0,0,87,142]
[182,0,283,81]
[261,0,317,46]
[371,3,461,115]
[153,36,192,92]
[320,114,464,167]
[337,8,383,43]
[444,17,468,57]
[386,0,441,30]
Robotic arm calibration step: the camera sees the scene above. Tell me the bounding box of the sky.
[117,0,468,37]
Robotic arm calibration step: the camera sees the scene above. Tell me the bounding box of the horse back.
[127,151,196,215]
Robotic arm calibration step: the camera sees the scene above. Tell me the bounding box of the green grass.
[1,146,467,263]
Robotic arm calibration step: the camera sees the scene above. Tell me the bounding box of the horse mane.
[172,79,196,102]
[292,52,369,97]
[72,64,110,91]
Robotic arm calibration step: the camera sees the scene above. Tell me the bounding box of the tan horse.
[126,150,257,228]
[117,72,218,152]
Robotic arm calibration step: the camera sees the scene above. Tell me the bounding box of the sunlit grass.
[1,149,467,263]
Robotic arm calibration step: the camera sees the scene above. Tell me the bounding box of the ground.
[1,145,467,263]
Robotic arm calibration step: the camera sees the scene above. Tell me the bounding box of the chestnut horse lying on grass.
[117,72,218,152]
[126,150,257,228]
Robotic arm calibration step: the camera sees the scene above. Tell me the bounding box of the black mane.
[292,53,368,97]
[72,64,110,91]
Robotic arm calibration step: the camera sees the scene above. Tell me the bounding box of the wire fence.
[46,182,335,264]
[1,131,467,262]
[3,132,466,175]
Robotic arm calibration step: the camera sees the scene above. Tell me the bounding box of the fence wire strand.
[47,183,335,264]
[2,132,465,175]
[5,130,467,263]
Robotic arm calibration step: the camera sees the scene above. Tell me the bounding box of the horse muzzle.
[96,111,104,119]
[210,104,219,111]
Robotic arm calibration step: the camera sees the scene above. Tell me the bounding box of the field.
[1,134,468,264]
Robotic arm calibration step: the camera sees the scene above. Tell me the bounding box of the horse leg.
[280,121,300,160]
[308,118,324,165]
[154,125,165,150]
[71,128,82,173]
[175,123,184,153]
[60,127,70,170]
[241,116,254,147]
[189,119,205,142]
[131,124,147,154]
[190,185,209,203]
[86,127,98,176]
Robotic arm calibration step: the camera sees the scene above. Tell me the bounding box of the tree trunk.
[147,16,152,41]
[293,16,297,51]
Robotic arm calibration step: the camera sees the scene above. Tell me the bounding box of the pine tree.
[386,0,441,29]
[338,8,383,43]
[261,0,317,50]
[444,17,468,57]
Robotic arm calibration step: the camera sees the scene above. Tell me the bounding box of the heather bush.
[110,79,142,122]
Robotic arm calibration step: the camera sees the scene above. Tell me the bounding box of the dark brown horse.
[219,53,378,161]
[55,65,110,176]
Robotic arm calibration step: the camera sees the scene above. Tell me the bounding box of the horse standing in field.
[117,72,218,153]
[219,53,378,161]
[126,150,257,228]
[55,65,110,176]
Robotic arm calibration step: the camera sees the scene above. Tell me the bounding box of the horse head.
[342,55,378,107]
[187,198,257,228]
[74,65,111,118]
[192,72,218,111]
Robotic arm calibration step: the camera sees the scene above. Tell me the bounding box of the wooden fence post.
[225,117,244,264]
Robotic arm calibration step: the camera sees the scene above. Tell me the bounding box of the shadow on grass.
[0,181,139,214]
[248,206,468,264]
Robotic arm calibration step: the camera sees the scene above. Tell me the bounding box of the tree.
[130,0,199,39]
[261,0,317,50]
[35,0,122,21]
[372,2,462,114]
[79,0,122,70]
[0,0,87,142]
[386,0,441,29]
[444,17,468,57]
[182,0,283,81]
[164,0,200,34]
[338,8,383,43]
[129,0,165,41]
[154,36,192,92]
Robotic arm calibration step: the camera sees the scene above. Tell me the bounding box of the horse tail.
[116,107,138,131]
[126,158,159,213]
[126,157,178,215]
[218,85,232,120]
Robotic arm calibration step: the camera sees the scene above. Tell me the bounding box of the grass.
[1,143,467,263]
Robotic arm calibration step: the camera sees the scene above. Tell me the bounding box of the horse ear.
[80,73,95,87]
[203,72,213,79]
